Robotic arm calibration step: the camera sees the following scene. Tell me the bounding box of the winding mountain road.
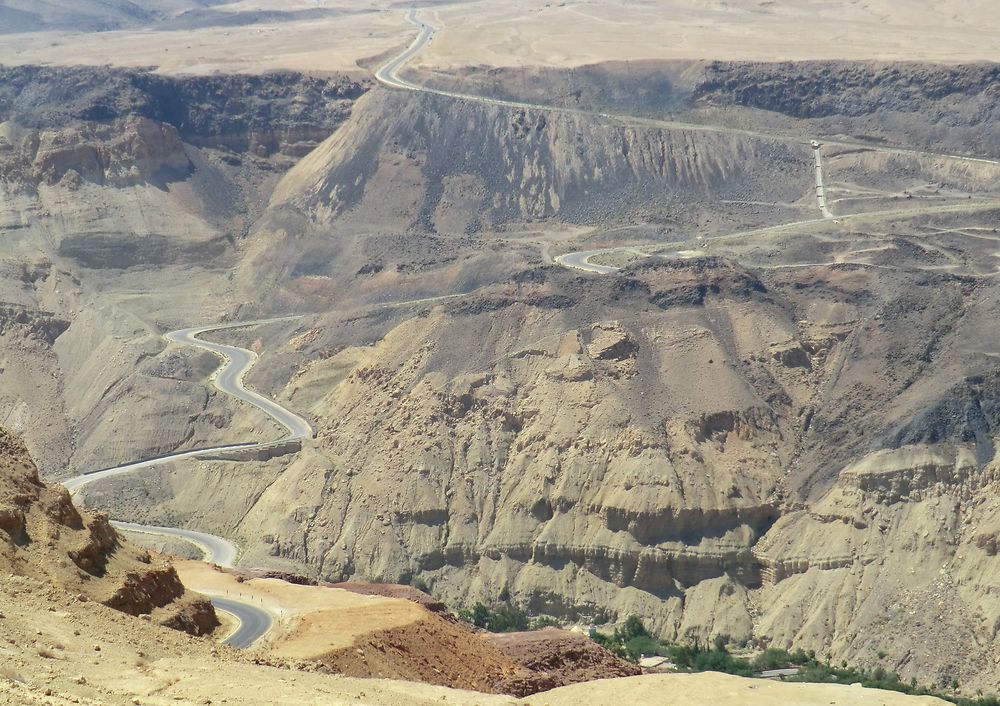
[166,321,313,441]
[210,597,274,650]
[374,9,434,91]
[552,249,622,275]
[377,11,1000,165]
[110,522,272,647]
[813,143,834,219]
[63,317,311,650]
[52,9,1000,650]
[111,521,239,568]
[65,317,312,496]
[555,196,1000,275]
[64,299,469,648]
[377,10,1000,276]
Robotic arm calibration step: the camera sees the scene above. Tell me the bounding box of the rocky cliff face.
[408,60,1000,159]
[2,115,191,187]
[0,64,372,474]
[692,61,1000,158]
[238,87,812,312]
[755,444,1000,691]
[0,66,369,157]
[261,263,807,637]
[272,89,806,227]
[0,426,218,635]
[100,249,1000,691]
[692,62,1000,121]
[6,56,1000,696]
[111,259,831,633]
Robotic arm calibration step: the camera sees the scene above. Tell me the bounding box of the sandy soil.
[0,574,519,706]
[175,560,427,656]
[423,0,1000,66]
[523,672,951,706]
[0,0,997,75]
[174,562,549,693]
[0,3,404,75]
[0,575,953,706]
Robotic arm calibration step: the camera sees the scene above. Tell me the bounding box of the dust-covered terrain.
[4,426,944,705]
[2,0,999,72]
[2,0,1000,702]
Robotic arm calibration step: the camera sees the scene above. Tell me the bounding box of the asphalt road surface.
[64,317,313,496]
[210,597,273,649]
[553,249,622,274]
[813,145,834,219]
[374,9,434,91]
[552,194,1000,276]
[60,317,312,649]
[62,444,253,494]
[165,321,313,441]
[112,521,238,567]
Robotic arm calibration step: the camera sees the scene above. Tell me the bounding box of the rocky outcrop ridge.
[0,303,68,345]
[155,266,792,641]
[486,627,640,690]
[1,115,191,187]
[752,442,1000,690]
[403,60,1000,158]
[0,426,218,635]
[756,444,987,583]
[0,65,369,157]
[694,62,1000,120]
[271,88,808,226]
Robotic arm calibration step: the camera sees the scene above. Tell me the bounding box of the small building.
[759,667,801,679]
[639,656,675,671]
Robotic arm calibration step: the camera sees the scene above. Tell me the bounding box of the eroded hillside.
[0,426,217,633]
[0,67,369,473]
[4,42,1000,700]
[90,250,1000,691]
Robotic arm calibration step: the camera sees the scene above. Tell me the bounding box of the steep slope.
[0,66,368,474]
[756,444,1000,691]
[0,426,217,633]
[94,249,1000,693]
[5,50,1000,700]
[409,61,1000,159]
[91,260,810,628]
[0,427,955,704]
[0,417,958,704]
[271,89,807,225]
[237,87,811,310]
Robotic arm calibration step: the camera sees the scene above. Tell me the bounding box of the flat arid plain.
[1,0,1000,704]
[3,0,1000,72]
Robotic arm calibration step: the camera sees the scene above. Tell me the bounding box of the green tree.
[622,615,649,640]
[529,616,561,630]
[457,601,528,632]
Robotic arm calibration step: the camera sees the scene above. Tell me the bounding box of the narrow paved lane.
[65,317,313,496]
[553,249,622,274]
[61,301,462,648]
[61,317,313,650]
[63,445,252,494]
[166,320,313,441]
[813,143,834,219]
[210,597,273,649]
[112,521,239,568]
[374,9,434,91]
